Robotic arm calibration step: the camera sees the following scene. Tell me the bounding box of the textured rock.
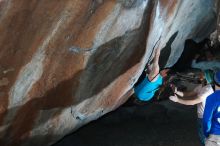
[0,0,216,146]
[211,0,220,45]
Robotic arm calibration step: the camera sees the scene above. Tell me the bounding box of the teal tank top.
[134,74,163,101]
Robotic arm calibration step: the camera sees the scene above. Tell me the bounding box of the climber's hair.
[160,67,171,71]
[159,67,172,75]
[161,67,175,85]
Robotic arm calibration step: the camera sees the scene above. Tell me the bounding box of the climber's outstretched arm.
[148,48,160,81]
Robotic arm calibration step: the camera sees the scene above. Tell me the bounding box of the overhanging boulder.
[0,0,216,145]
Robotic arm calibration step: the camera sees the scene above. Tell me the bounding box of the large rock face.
[0,0,216,145]
[211,0,220,45]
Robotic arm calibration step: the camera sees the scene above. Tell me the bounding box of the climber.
[169,69,215,145]
[190,38,220,71]
[132,48,170,103]
[172,38,214,72]
[202,70,220,146]
[191,53,220,71]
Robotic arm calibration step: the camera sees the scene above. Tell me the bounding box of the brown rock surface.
[0,0,216,145]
